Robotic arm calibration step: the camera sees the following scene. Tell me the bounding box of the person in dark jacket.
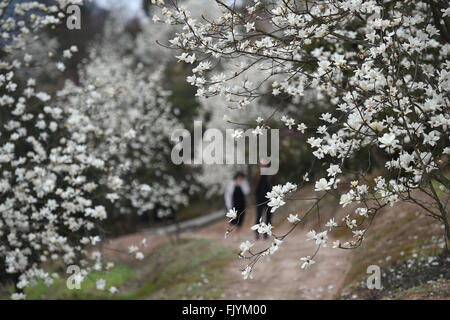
[225,172,250,231]
[253,159,277,240]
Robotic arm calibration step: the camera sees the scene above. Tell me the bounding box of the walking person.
[253,159,276,240]
[224,172,250,238]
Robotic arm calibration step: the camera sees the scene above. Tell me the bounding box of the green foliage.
[126,239,235,300]
[18,266,135,300]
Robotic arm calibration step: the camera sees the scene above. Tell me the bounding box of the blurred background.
[0,0,448,300]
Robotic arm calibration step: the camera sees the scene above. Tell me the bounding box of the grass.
[392,279,450,300]
[123,238,235,300]
[23,265,136,300]
[1,238,235,300]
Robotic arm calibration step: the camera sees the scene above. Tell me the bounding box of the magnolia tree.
[58,19,192,219]
[6,32,61,80]
[0,0,109,299]
[0,1,149,299]
[155,0,450,278]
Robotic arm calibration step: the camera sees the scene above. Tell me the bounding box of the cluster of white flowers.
[0,0,121,299]
[265,182,297,213]
[165,2,269,194]
[57,19,193,218]
[0,1,161,299]
[156,0,450,277]
[144,1,278,196]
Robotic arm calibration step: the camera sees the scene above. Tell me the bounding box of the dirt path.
[188,203,352,300]
[105,190,353,300]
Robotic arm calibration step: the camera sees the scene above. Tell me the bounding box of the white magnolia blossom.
[239,240,254,255]
[226,208,238,222]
